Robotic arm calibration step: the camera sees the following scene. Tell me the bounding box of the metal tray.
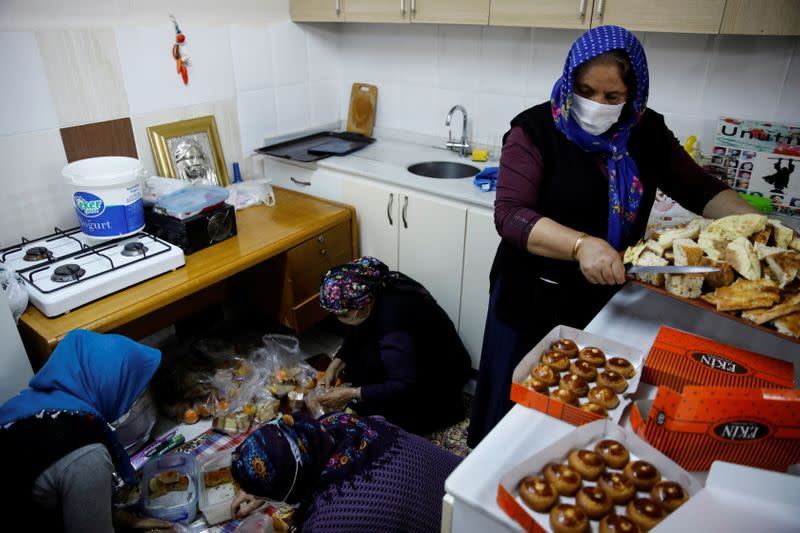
[255,131,374,162]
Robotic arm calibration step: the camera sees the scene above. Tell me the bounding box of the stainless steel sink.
[407,161,480,179]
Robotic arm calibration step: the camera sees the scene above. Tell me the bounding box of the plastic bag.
[0,266,28,322]
[143,175,190,204]
[226,178,276,210]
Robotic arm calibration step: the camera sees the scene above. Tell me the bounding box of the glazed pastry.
[550,388,579,406]
[523,376,549,393]
[624,460,661,491]
[552,338,579,358]
[518,475,559,512]
[575,486,613,520]
[594,439,630,469]
[559,373,590,397]
[569,360,598,381]
[599,514,641,533]
[531,364,559,386]
[596,370,628,394]
[542,351,571,372]
[650,481,688,513]
[606,357,636,378]
[578,346,606,367]
[588,385,620,409]
[543,463,583,496]
[626,498,665,532]
[580,402,608,417]
[568,449,606,481]
[549,504,590,533]
[597,471,636,504]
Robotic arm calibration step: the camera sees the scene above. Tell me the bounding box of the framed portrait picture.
[147,115,229,186]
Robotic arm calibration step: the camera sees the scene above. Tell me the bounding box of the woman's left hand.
[112,508,176,532]
[316,387,355,412]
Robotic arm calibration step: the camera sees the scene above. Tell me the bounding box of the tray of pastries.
[625,214,800,342]
[498,419,703,533]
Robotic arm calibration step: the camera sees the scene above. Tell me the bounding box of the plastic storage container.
[198,448,236,525]
[141,453,199,524]
[62,156,147,239]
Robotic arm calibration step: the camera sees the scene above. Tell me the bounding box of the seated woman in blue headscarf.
[468,25,760,447]
[0,330,174,533]
[313,256,472,435]
[229,411,461,532]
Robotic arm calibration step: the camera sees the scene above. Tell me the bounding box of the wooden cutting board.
[346,83,377,137]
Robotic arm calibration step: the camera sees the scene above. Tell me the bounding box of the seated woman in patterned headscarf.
[230,412,461,533]
[313,256,471,435]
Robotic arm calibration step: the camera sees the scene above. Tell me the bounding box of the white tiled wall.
[1,0,799,247]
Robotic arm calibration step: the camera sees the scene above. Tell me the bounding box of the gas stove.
[0,227,185,317]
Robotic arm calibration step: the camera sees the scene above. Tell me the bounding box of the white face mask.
[571,93,626,136]
[337,308,369,327]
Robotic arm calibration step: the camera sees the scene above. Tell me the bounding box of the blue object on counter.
[474,166,499,192]
[232,162,242,183]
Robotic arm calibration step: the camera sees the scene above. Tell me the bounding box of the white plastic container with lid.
[62,156,147,239]
[141,452,199,524]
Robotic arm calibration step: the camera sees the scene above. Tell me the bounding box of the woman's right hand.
[231,490,264,519]
[576,236,627,285]
[319,358,343,388]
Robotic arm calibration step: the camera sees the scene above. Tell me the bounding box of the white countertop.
[308,136,497,209]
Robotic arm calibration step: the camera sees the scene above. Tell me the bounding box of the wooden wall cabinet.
[593,0,726,34]
[720,0,800,36]
[489,0,592,29]
[290,0,343,22]
[291,0,489,24]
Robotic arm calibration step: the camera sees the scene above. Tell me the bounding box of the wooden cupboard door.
[458,209,500,370]
[490,0,592,29]
[413,0,490,25]
[342,177,399,270]
[721,0,800,36]
[291,0,343,22]
[397,190,467,328]
[594,0,725,33]
[285,222,353,303]
[345,0,410,23]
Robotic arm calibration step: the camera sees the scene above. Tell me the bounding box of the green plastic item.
[740,193,773,213]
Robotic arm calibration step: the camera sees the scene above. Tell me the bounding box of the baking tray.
[630,279,798,343]
[255,131,375,162]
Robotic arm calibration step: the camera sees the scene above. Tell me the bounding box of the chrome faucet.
[445,105,471,156]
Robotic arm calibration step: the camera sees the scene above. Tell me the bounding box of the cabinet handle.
[411,0,416,17]
[400,0,405,16]
[317,234,326,244]
[335,0,340,16]
[320,249,327,255]
[387,193,394,225]
[577,0,586,20]
[595,0,604,18]
[291,177,311,186]
[402,195,408,229]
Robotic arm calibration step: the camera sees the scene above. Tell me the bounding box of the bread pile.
[625,214,800,338]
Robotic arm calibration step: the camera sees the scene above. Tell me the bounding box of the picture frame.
[147,115,229,186]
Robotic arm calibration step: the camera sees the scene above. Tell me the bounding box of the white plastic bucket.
[62,156,147,239]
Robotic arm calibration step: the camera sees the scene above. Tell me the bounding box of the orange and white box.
[511,325,644,425]
[497,419,703,533]
[642,326,794,390]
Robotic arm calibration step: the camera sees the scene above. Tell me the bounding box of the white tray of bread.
[626,214,800,342]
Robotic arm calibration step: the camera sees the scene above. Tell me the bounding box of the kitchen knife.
[626,264,720,274]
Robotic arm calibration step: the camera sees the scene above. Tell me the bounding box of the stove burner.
[121,241,148,257]
[24,246,51,262]
[51,264,85,283]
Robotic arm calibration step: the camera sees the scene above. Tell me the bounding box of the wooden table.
[18,188,357,369]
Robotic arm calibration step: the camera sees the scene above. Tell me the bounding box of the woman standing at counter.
[467,25,757,447]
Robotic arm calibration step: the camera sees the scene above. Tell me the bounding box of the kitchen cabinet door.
[458,208,500,370]
[413,0,490,25]
[342,176,400,270]
[592,0,725,33]
[290,0,344,22]
[397,189,467,327]
[720,0,800,36]
[345,0,410,23]
[489,0,592,29]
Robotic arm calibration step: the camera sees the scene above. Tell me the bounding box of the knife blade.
[626,265,720,274]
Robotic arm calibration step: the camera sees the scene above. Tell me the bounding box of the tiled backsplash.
[0,1,798,246]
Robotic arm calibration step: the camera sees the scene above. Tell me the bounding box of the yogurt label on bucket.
[73,183,144,238]
[74,192,106,217]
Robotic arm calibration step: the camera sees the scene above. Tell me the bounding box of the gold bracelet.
[572,232,588,261]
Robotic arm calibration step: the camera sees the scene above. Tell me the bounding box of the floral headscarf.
[319,256,390,312]
[550,25,650,250]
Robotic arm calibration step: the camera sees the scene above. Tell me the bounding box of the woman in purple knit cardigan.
[229,412,462,532]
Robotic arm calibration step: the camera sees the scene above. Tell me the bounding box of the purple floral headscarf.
[550,25,650,250]
[319,256,390,312]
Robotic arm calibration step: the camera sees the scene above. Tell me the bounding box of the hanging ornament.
[169,14,189,85]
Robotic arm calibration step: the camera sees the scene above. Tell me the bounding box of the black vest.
[490,102,669,326]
